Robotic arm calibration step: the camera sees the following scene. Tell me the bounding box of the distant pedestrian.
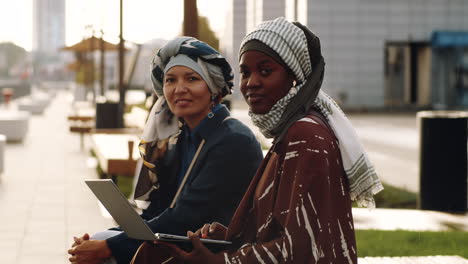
[150,17,384,264]
[67,36,263,264]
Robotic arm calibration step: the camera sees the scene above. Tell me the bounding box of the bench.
[90,127,142,135]
[68,105,147,149]
[90,133,140,181]
[68,104,95,148]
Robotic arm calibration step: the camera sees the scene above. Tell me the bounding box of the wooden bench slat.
[90,134,140,178]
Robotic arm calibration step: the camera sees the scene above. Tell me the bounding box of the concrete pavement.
[0,91,113,263]
[349,113,419,192]
[353,207,468,231]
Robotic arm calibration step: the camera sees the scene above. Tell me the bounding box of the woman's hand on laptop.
[154,231,224,264]
[195,222,227,240]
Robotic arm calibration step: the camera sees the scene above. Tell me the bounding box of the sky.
[0,0,228,51]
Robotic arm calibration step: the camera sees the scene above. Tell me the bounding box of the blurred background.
[0,0,467,263]
[1,0,467,109]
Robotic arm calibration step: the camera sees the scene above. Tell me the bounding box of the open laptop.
[85,179,231,245]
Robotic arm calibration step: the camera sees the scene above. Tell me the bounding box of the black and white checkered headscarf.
[240,18,312,138]
[240,17,383,207]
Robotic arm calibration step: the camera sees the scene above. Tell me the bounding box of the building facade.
[246,0,285,33]
[284,0,468,109]
[33,0,66,54]
[224,0,285,99]
[223,0,247,99]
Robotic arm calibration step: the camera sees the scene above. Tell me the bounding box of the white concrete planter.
[32,92,52,108]
[17,97,48,115]
[0,134,5,173]
[0,110,30,142]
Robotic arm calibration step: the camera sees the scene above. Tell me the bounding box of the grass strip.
[356,229,468,258]
[353,182,418,209]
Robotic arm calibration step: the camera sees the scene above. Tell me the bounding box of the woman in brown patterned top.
[146,17,383,264]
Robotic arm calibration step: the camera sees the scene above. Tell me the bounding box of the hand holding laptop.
[151,230,226,264]
[192,222,227,241]
[153,233,231,245]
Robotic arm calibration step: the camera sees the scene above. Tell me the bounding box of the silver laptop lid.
[85,179,156,241]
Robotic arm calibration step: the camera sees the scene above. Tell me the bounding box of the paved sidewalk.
[0,91,113,263]
[353,208,468,231]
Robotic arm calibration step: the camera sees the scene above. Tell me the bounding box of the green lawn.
[92,150,134,198]
[374,183,417,209]
[356,184,467,258]
[352,182,418,209]
[112,174,134,198]
[356,229,468,258]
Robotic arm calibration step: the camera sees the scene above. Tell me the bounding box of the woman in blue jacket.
[68,37,263,264]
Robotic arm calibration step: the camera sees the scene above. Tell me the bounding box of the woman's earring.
[208,110,214,118]
[208,99,215,119]
[290,80,298,94]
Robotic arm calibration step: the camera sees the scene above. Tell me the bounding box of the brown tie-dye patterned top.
[223,113,357,264]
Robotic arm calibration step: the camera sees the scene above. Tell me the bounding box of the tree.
[181,15,220,50]
[198,16,219,50]
[0,42,27,77]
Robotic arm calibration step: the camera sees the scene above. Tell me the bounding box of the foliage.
[0,42,27,77]
[181,15,220,50]
[114,175,134,198]
[356,230,468,258]
[197,16,219,50]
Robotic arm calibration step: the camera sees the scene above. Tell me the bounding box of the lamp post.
[84,24,95,102]
[118,0,125,128]
[99,29,105,97]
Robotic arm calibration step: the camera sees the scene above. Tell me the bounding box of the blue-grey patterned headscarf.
[135,37,234,201]
[142,36,234,143]
[151,37,233,98]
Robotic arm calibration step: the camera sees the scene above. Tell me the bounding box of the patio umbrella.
[61,36,120,52]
